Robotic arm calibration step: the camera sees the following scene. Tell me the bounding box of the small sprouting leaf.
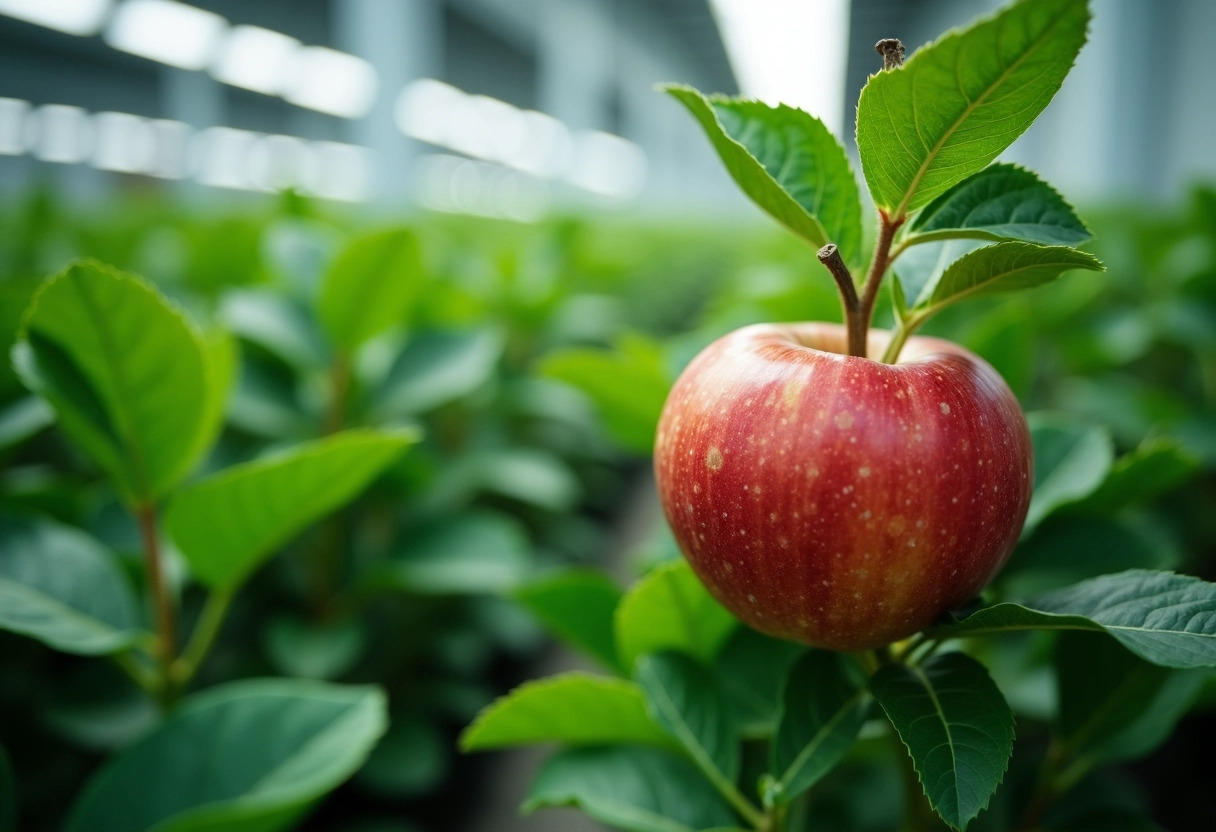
[857,0,1090,217]
[664,85,863,265]
[636,652,739,783]
[65,679,387,832]
[905,164,1091,247]
[14,260,212,501]
[1054,632,1205,765]
[514,570,623,672]
[925,242,1103,311]
[460,673,673,752]
[871,652,1014,830]
[1069,437,1200,515]
[365,512,532,595]
[772,651,868,803]
[713,627,805,738]
[0,512,144,655]
[317,228,424,352]
[931,569,1216,668]
[539,333,672,455]
[165,428,416,587]
[525,746,737,832]
[615,560,737,671]
[1024,414,1115,534]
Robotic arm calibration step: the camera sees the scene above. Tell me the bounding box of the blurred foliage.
[0,180,1214,830]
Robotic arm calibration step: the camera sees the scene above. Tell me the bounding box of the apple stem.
[816,243,866,357]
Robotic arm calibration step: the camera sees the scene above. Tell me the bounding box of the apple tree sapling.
[463,1,1216,830]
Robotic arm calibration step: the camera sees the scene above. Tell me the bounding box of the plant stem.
[112,649,160,694]
[171,584,235,688]
[324,351,351,435]
[135,503,175,690]
[817,243,865,357]
[858,211,905,346]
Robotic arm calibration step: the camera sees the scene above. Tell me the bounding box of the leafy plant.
[462,1,1216,830]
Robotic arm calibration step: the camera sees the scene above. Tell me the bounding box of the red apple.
[654,322,1032,651]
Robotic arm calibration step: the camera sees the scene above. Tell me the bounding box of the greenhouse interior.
[1,0,1215,830]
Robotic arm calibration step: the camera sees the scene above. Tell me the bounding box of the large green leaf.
[376,329,504,417]
[871,652,1014,830]
[525,746,737,832]
[636,652,739,785]
[65,679,387,832]
[165,429,416,587]
[0,511,143,655]
[931,570,1216,668]
[856,0,1090,216]
[13,260,214,501]
[317,229,423,352]
[1054,632,1205,764]
[772,651,868,803]
[460,673,673,752]
[712,627,805,738]
[1069,437,1200,515]
[514,569,623,672]
[365,511,532,595]
[539,334,672,455]
[615,560,737,671]
[925,242,1103,311]
[905,164,1091,247]
[664,86,863,264]
[1024,414,1115,534]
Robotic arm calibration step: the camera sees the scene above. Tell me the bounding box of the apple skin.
[654,322,1032,651]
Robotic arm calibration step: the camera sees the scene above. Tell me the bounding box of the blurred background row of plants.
[1,179,1214,829]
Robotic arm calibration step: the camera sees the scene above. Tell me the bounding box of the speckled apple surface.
[654,322,1032,650]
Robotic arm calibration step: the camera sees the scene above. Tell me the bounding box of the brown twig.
[135,503,175,693]
[817,244,866,358]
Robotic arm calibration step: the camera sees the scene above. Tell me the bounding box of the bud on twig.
[875,38,905,70]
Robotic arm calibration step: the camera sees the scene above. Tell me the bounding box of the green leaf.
[664,85,863,264]
[376,329,504,417]
[905,164,1091,247]
[615,560,737,672]
[870,652,1014,830]
[65,679,387,832]
[1024,414,1115,534]
[165,428,416,587]
[14,260,213,501]
[1054,632,1205,764]
[713,627,805,738]
[365,511,532,595]
[525,746,737,832]
[0,511,143,655]
[356,713,448,798]
[1069,437,1201,515]
[220,289,328,370]
[772,651,868,803]
[460,673,673,752]
[317,228,423,352]
[263,615,367,680]
[636,652,739,784]
[0,744,15,832]
[0,396,53,450]
[856,0,1090,216]
[931,569,1216,668]
[925,242,1104,312]
[514,569,623,672]
[539,333,672,455]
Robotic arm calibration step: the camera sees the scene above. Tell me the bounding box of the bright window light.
[282,47,377,119]
[105,0,227,71]
[708,0,851,137]
[145,118,191,179]
[308,141,376,201]
[191,125,258,190]
[395,78,464,145]
[28,104,93,164]
[246,133,312,192]
[210,25,300,96]
[0,98,30,155]
[92,111,157,173]
[0,0,112,36]
[415,153,548,222]
[566,130,647,199]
